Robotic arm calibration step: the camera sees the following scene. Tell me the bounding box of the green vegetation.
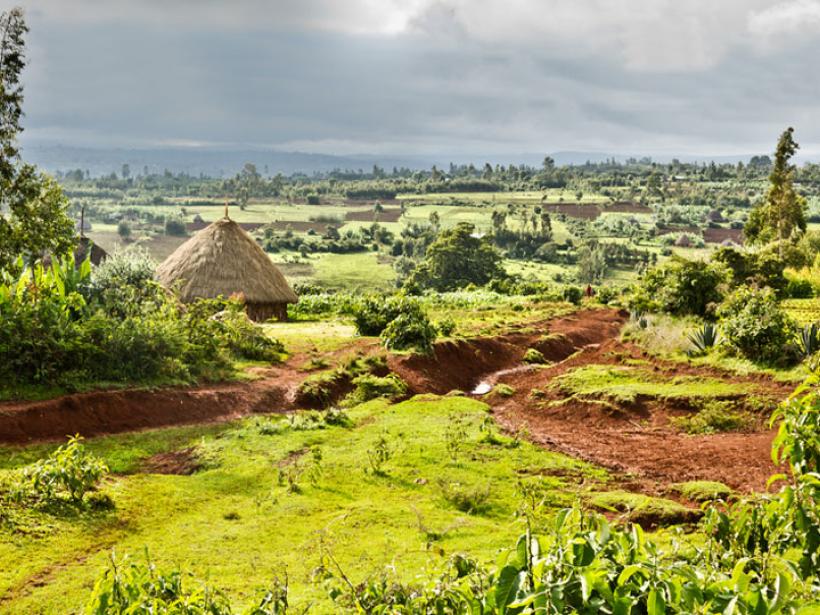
[523,347,548,364]
[669,480,733,502]
[404,222,504,291]
[745,127,807,246]
[554,364,747,404]
[587,490,699,526]
[719,286,798,364]
[0,395,606,612]
[0,252,283,399]
[0,9,74,273]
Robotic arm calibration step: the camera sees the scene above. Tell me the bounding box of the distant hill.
[21,142,814,178]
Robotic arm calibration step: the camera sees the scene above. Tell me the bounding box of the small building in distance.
[156,215,297,321]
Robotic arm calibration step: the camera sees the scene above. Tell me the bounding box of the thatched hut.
[156,216,297,321]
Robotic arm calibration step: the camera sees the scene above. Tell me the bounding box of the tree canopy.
[0,7,74,273]
[405,222,504,291]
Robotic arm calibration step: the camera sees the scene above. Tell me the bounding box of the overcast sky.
[8,0,820,157]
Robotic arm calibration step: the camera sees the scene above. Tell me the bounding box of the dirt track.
[0,308,795,493]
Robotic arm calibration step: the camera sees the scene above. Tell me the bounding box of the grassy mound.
[554,364,747,404]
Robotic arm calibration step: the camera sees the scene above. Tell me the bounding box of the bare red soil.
[703,227,744,244]
[345,208,402,223]
[0,364,301,444]
[542,203,601,220]
[485,336,792,493]
[0,308,795,495]
[603,201,652,214]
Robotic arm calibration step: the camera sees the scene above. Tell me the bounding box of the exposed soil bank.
[0,368,296,444]
[389,308,627,394]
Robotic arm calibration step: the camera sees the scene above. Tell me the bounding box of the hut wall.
[246,302,288,322]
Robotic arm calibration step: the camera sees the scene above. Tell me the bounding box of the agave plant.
[799,322,820,357]
[688,322,719,354]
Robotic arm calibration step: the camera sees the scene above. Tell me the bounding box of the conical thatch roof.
[157,217,297,305]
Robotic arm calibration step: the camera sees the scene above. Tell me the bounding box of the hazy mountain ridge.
[21,142,792,178]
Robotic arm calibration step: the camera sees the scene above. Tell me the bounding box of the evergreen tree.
[745,127,807,248]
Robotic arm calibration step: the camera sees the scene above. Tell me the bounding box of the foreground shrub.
[198,299,285,362]
[719,286,797,364]
[85,556,289,614]
[16,435,108,505]
[380,310,437,354]
[0,258,283,393]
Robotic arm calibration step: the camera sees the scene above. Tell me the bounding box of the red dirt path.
[0,308,796,494]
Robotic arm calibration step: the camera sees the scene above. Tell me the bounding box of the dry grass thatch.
[156,217,298,305]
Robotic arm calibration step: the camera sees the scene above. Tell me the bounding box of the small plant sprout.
[305,446,323,486]
[366,431,392,475]
[444,412,469,461]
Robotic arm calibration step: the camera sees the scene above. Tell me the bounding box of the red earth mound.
[487,339,794,493]
[0,366,299,444]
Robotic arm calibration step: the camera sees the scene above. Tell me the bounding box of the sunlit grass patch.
[0,394,607,612]
[669,480,733,503]
[587,490,700,527]
[554,364,747,404]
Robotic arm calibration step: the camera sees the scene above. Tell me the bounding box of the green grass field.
[0,395,613,613]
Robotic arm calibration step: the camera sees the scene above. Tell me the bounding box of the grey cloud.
[10,0,820,157]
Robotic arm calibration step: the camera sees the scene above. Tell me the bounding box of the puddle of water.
[472,382,492,395]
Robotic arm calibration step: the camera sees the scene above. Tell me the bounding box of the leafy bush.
[718,286,798,363]
[785,278,814,298]
[436,316,456,337]
[21,435,108,505]
[595,285,618,305]
[632,257,727,317]
[164,215,187,236]
[0,257,279,393]
[205,299,285,362]
[88,246,157,312]
[561,285,583,305]
[380,311,437,354]
[352,295,430,338]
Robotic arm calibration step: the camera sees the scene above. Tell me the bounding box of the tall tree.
[0,7,73,272]
[405,222,504,291]
[745,127,807,249]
